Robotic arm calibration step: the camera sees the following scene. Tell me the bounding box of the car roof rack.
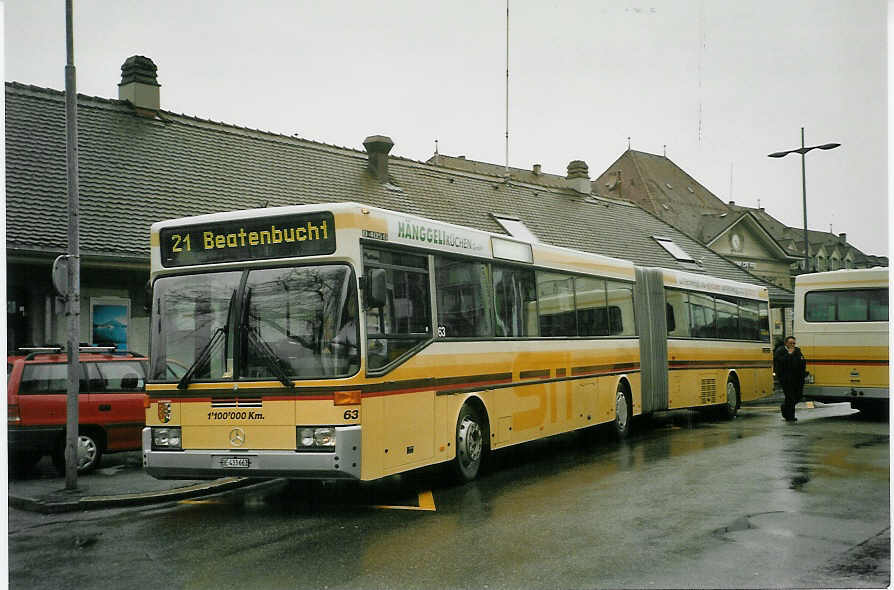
[18,346,146,361]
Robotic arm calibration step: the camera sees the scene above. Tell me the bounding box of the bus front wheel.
[614,385,632,439]
[453,404,487,482]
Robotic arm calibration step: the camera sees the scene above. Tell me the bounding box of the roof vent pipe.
[566,160,590,194]
[118,55,160,113]
[363,135,394,182]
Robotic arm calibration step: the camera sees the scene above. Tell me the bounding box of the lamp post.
[768,127,841,273]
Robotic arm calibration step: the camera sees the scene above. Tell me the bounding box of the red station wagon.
[7,347,149,474]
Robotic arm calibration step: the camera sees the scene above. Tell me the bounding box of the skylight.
[492,214,538,242]
[653,236,696,262]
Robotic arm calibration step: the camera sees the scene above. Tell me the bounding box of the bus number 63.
[343,409,359,420]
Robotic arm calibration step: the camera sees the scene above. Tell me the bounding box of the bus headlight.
[297,426,336,451]
[152,427,182,450]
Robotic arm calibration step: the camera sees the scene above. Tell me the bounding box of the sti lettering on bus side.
[160,212,336,267]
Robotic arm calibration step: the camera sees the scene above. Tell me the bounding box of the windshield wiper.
[246,326,295,390]
[177,326,227,390]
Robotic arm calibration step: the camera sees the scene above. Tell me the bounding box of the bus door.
[634,267,668,413]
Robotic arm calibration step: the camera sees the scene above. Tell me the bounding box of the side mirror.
[366,269,387,308]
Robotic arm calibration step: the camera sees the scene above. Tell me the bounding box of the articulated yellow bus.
[143,202,772,482]
[794,268,889,415]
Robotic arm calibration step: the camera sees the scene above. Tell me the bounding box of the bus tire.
[722,377,740,420]
[453,404,487,482]
[614,383,632,439]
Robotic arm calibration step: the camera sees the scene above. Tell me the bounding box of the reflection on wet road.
[8,403,889,589]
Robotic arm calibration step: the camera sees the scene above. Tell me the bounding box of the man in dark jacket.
[774,336,807,421]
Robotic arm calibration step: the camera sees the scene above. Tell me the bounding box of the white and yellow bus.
[794,268,889,414]
[143,202,772,482]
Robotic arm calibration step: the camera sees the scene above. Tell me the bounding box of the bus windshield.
[150,265,359,382]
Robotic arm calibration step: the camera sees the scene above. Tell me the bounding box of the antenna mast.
[505,0,510,175]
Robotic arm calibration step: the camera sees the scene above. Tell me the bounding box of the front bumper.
[141,426,362,480]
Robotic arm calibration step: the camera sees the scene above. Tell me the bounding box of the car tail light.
[8,404,21,423]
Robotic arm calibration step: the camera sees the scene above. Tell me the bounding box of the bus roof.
[660,266,768,301]
[795,267,889,290]
[150,201,637,280]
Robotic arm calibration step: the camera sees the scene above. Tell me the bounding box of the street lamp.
[768,127,841,273]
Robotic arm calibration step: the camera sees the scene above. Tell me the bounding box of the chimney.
[839,232,847,245]
[533,164,541,175]
[566,160,590,194]
[728,200,735,206]
[118,56,160,113]
[363,135,394,182]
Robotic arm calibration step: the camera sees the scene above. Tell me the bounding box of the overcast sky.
[5,0,889,255]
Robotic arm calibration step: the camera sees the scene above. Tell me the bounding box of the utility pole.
[64,0,81,490]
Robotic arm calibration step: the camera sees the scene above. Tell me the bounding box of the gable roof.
[593,150,730,239]
[5,82,792,304]
[702,211,799,260]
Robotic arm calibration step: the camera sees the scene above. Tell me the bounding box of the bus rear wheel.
[614,384,632,439]
[722,378,740,420]
[453,404,487,482]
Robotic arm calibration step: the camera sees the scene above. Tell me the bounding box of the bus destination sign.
[160,212,336,267]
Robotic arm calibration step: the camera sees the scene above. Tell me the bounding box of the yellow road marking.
[179,499,225,504]
[375,490,436,512]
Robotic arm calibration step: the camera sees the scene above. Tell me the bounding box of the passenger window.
[493,265,538,337]
[364,248,432,371]
[537,272,576,336]
[805,292,836,321]
[435,257,494,338]
[739,299,761,341]
[665,290,690,337]
[574,276,608,336]
[20,363,87,394]
[689,292,716,338]
[869,289,889,321]
[837,291,869,321]
[715,295,739,339]
[605,280,635,336]
[87,361,147,392]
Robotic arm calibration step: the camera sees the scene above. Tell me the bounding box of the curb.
[9,477,277,514]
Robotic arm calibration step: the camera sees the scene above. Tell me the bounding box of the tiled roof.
[5,82,792,303]
[593,150,729,239]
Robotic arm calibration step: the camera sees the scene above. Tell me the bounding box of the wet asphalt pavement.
[8,402,889,589]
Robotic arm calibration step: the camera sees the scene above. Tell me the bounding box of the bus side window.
[689,292,716,338]
[435,257,494,338]
[363,247,431,371]
[605,280,635,336]
[493,265,538,337]
[869,288,889,321]
[664,290,689,337]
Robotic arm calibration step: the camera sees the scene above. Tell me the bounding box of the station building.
[6,56,795,354]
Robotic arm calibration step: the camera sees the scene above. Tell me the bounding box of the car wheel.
[722,378,740,420]
[453,404,487,483]
[53,432,104,475]
[614,384,632,439]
